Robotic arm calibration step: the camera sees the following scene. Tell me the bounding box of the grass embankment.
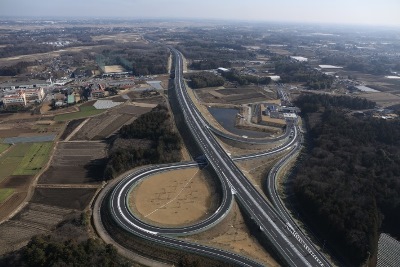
[0,144,10,154]
[0,142,53,181]
[54,106,105,121]
[0,188,14,203]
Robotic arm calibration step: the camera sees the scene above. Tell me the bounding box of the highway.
[170,48,331,267]
[107,48,332,267]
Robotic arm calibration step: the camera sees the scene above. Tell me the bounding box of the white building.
[2,92,27,107]
[22,88,45,101]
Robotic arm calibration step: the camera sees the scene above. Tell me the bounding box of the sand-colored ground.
[92,33,144,43]
[104,65,126,73]
[185,201,281,267]
[0,46,106,66]
[129,168,220,227]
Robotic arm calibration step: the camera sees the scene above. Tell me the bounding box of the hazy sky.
[1,0,400,27]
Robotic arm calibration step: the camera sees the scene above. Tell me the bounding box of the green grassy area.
[0,143,10,154]
[0,143,32,182]
[0,188,14,203]
[13,142,53,175]
[54,105,105,121]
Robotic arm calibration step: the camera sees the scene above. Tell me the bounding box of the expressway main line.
[106,47,332,267]
[171,48,331,267]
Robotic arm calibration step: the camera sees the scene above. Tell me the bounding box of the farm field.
[0,203,74,255]
[0,144,10,154]
[31,188,97,210]
[71,104,151,140]
[54,106,106,121]
[0,143,33,182]
[38,142,107,184]
[12,142,53,176]
[0,175,35,221]
[0,188,14,203]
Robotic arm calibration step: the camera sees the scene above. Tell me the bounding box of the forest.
[0,61,35,76]
[104,105,182,179]
[98,44,169,76]
[294,94,400,265]
[221,70,272,86]
[275,60,334,89]
[184,72,225,89]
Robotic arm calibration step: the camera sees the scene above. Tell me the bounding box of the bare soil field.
[38,142,107,184]
[358,92,400,108]
[71,104,151,140]
[126,93,166,105]
[0,115,62,139]
[104,65,126,73]
[92,33,144,43]
[0,203,74,255]
[129,167,220,227]
[0,192,26,222]
[31,188,97,211]
[59,118,86,141]
[0,46,106,67]
[185,201,280,267]
[195,87,273,105]
[194,88,270,105]
[0,175,33,220]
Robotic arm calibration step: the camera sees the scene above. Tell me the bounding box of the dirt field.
[31,188,97,210]
[358,92,400,108]
[92,33,144,43]
[104,65,126,73]
[129,167,220,227]
[195,87,273,105]
[0,203,74,255]
[185,201,280,267]
[59,118,86,141]
[38,142,107,184]
[0,45,106,67]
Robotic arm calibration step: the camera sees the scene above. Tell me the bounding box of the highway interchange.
[105,48,333,267]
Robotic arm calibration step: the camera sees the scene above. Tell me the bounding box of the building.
[217,67,230,73]
[2,92,27,107]
[22,87,45,101]
[91,89,107,99]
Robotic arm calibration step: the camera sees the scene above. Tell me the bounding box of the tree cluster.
[221,70,271,86]
[1,236,128,267]
[190,60,231,70]
[98,44,168,76]
[275,60,334,89]
[293,95,400,265]
[295,93,376,113]
[105,105,182,179]
[0,61,34,76]
[321,55,390,75]
[184,72,225,89]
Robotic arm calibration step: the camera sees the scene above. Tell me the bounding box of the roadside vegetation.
[104,105,182,179]
[294,94,400,265]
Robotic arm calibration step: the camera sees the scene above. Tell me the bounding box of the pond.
[208,107,269,138]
